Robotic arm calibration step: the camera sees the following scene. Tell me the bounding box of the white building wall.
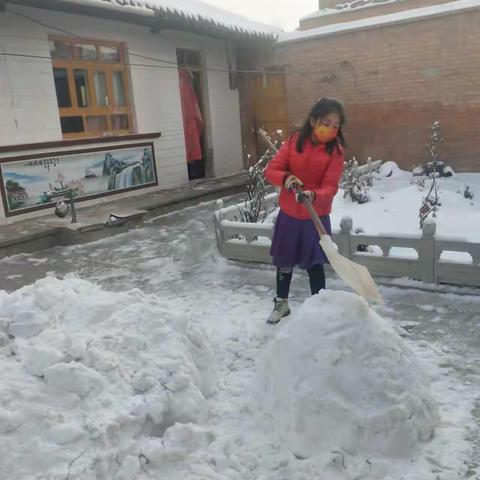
[0,4,244,222]
[205,50,244,178]
[0,14,62,145]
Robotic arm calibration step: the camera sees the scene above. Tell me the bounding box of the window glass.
[99,45,121,63]
[74,43,97,61]
[74,69,90,107]
[94,72,108,107]
[86,115,108,133]
[53,68,72,108]
[111,114,129,130]
[60,116,84,134]
[50,40,73,59]
[112,71,126,107]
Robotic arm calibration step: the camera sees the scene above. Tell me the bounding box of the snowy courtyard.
[331,163,480,243]
[0,194,479,480]
[1,0,480,476]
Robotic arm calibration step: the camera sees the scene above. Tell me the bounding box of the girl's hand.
[284,175,303,191]
[295,190,316,204]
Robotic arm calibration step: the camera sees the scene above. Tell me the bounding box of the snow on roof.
[280,0,480,44]
[301,0,400,20]
[58,0,280,38]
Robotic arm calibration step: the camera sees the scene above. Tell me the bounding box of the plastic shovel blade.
[320,235,384,304]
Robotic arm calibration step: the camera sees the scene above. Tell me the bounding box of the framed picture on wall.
[0,142,157,216]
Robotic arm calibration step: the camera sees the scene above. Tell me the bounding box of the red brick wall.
[276,9,480,171]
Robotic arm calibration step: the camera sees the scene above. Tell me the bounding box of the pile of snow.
[378,160,401,177]
[0,276,216,479]
[256,291,439,461]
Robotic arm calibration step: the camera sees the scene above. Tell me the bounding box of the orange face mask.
[314,125,339,144]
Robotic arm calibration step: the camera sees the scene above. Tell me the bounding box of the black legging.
[276,264,326,299]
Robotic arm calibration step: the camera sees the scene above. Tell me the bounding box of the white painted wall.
[162,31,244,178]
[0,15,61,146]
[0,4,244,222]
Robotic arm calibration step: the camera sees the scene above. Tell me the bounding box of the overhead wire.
[0,8,342,75]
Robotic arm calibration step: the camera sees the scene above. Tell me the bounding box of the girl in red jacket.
[264,97,346,324]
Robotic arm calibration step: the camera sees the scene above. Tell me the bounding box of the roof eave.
[151,10,277,41]
[6,0,277,42]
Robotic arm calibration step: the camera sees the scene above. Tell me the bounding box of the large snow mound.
[257,291,439,460]
[0,276,216,480]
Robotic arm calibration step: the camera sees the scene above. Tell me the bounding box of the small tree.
[341,157,370,204]
[419,121,443,228]
[464,185,474,200]
[238,129,281,223]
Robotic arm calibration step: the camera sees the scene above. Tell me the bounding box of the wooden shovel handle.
[296,192,328,238]
[257,128,277,151]
[256,128,329,238]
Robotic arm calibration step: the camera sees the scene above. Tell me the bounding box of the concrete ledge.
[57,222,130,246]
[54,210,147,246]
[0,172,247,259]
[144,183,247,218]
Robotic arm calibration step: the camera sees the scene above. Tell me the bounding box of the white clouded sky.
[201,0,319,31]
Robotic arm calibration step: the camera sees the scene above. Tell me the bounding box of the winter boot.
[266,298,291,325]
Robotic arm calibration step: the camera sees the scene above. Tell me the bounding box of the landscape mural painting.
[0,143,157,215]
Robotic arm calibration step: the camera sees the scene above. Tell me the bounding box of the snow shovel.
[295,188,383,304]
[257,128,382,303]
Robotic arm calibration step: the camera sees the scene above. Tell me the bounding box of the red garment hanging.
[178,69,204,163]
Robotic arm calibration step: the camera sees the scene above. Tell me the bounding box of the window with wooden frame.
[49,36,134,139]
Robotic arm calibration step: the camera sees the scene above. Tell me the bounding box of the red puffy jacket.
[264,133,344,220]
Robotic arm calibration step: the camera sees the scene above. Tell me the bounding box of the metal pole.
[69,190,77,223]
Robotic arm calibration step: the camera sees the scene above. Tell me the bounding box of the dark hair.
[296,97,347,155]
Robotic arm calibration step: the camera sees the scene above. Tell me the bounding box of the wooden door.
[240,71,288,165]
[252,73,288,143]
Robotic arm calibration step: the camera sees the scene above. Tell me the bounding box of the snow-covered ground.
[331,163,480,243]
[0,197,479,479]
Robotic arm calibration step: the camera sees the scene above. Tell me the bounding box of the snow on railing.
[356,159,383,176]
[213,193,480,288]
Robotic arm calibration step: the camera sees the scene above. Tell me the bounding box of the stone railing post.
[213,199,225,255]
[336,216,353,259]
[419,218,436,283]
